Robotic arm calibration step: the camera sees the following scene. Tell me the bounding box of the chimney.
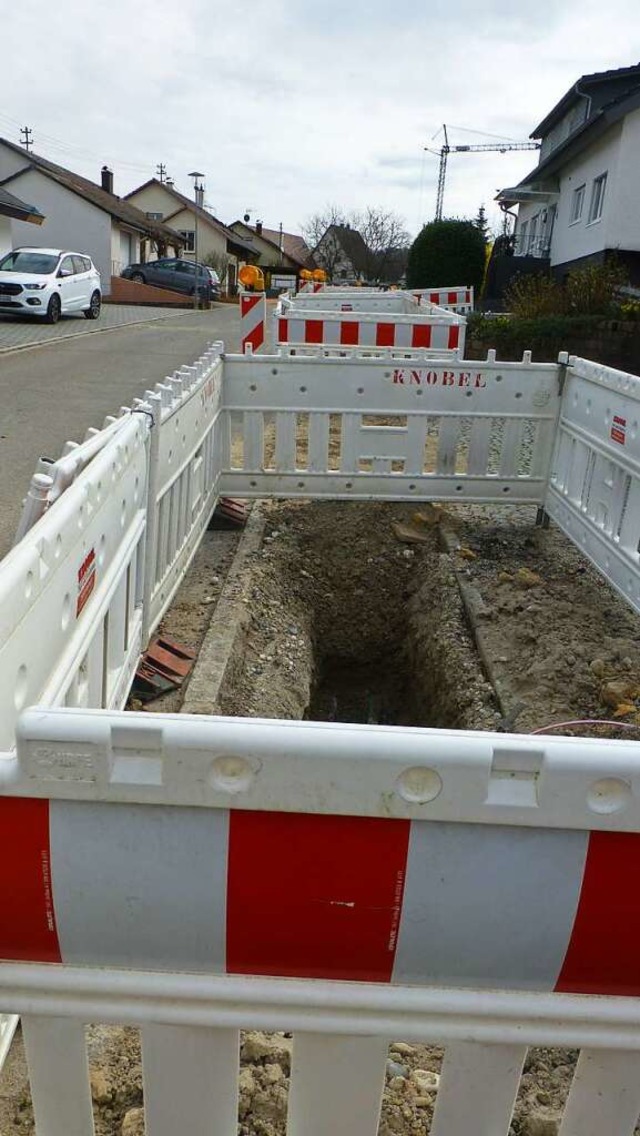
[278,223,284,252]
[101,165,114,194]
[256,220,263,236]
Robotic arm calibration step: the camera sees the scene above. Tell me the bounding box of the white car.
[0,247,101,323]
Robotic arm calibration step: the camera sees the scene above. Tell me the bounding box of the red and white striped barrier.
[276,312,465,352]
[6,708,640,999]
[240,292,267,354]
[412,287,474,314]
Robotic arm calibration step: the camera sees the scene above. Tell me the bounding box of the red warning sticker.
[611,415,627,446]
[76,547,96,617]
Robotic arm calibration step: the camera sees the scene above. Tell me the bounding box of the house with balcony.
[0,139,182,295]
[497,63,640,283]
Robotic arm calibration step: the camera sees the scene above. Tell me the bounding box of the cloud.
[3,0,640,237]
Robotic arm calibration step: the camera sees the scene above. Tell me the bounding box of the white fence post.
[142,1024,239,1136]
[287,1034,388,1136]
[22,1015,94,1136]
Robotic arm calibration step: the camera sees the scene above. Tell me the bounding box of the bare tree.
[301,204,348,280]
[203,249,231,289]
[302,204,410,283]
[351,207,410,282]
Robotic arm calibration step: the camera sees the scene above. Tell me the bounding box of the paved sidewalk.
[0,303,194,353]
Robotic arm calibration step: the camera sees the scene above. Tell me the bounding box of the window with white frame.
[517,220,528,253]
[178,230,195,251]
[570,184,585,224]
[588,173,607,224]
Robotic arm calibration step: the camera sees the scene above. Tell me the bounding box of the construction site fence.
[3,346,640,1131]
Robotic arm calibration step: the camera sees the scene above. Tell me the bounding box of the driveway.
[0,303,198,353]
[0,304,242,556]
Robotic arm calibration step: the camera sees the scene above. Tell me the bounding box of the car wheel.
[45,294,61,325]
[84,291,101,320]
[131,272,145,284]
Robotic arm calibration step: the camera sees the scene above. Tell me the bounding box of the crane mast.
[431,126,541,220]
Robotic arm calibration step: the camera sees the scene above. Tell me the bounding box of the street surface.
[0,303,193,353]
[0,304,241,555]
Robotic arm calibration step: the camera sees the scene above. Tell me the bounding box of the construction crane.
[427,125,541,221]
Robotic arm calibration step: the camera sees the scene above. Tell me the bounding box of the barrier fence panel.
[3,707,640,1134]
[282,292,423,314]
[411,286,475,314]
[220,351,561,502]
[275,309,466,353]
[544,356,640,616]
[143,346,226,634]
[0,412,149,755]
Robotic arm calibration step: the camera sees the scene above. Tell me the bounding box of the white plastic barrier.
[0,412,150,755]
[411,286,475,314]
[283,290,423,313]
[142,347,226,634]
[275,307,466,352]
[13,413,135,544]
[545,355,640,615]
[220,350,560,503]
[3,706,640,1135]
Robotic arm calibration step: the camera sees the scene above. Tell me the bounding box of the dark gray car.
[121,258,218,299]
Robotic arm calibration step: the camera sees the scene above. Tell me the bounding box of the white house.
[0,139,183,295]
[0,186,45,257]
[124,179,256,293]
[497,63,640,282]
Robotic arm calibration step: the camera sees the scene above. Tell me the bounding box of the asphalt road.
[0,304,241,556]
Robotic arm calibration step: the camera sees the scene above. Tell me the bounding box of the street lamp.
[188,170,205,309]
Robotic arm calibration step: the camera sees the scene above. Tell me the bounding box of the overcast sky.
[4,1,640,241]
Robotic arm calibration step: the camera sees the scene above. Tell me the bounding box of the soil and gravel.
[3,497,640,1136]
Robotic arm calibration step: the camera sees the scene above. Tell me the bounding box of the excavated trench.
[215,500,500,731]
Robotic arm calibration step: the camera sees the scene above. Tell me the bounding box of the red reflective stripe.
[555,831,640,995]
[340,321,359,345]
[0,799,61,963]
[277,318,288,343]
[447,325,460,349]
[240,294,262,315]
[447,292,457,305]
[226,811,410,981]
[411,324,432,348]
[376,323,395,347]
[465,291,471,304]
[305,320,323,344]
[429,293,439,304]
[243,322,264,352]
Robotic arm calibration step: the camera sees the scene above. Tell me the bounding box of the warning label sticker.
[76,548,96,617]
[611,415,627,446]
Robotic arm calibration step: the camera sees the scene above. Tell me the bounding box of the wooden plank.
[430,1041,526,1136]
[142,1024,239,1136]
[22,1015,94,1136]
[287,1033,388,1136]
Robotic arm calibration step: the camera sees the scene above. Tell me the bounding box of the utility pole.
[188,171,205,310]
[427,126,541,221]
[20,127,33,154]
[156,163,167,183]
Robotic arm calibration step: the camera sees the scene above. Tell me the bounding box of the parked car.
[205,267,221,300]
[0,247,101,323]
[121,257,218,300]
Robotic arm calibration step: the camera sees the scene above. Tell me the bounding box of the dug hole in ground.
[4,497,640,1136]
